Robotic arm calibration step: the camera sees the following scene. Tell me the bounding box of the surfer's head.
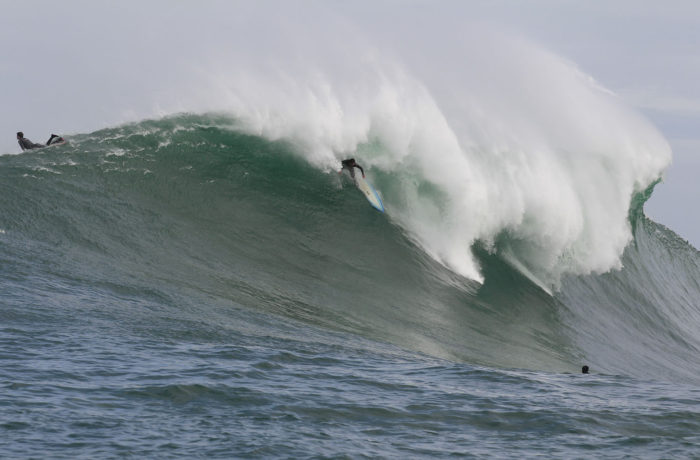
[582,365,589,374]
[17,132,23,139]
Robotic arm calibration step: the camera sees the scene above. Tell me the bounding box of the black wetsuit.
[341,159,364,179]
[18,137,44,151]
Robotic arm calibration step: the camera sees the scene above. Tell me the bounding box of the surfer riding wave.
[340,158,365,180]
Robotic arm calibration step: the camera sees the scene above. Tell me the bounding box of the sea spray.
[1,3,671,286]
[196,26,671,286]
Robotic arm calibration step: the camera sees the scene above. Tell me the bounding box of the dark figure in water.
[17,132,43,151]
[582,365,589,374]
[340,158,365,179]
[17,132,64,151]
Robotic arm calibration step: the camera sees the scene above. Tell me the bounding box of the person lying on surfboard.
[17,132,65,151]
[17,132,44,151]
[340,158,365,179]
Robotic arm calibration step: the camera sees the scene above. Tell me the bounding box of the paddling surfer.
[16,132,44,151]
[17,132,65,151]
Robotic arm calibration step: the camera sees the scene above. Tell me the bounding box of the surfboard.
[354,175,384,212]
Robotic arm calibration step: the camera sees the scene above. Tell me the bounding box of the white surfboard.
[354,175,384,212]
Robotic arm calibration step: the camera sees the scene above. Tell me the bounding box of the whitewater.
[2,2,699,458]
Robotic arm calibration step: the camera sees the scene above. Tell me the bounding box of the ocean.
[1,114,699,458]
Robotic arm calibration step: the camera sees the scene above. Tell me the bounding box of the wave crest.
[199,27,671,285]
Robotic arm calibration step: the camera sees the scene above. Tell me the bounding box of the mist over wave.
[4,3,672,284]
[217,31,672,285]
[199,28,672,285]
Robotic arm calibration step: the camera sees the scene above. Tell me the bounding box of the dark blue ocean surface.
[3,284,700,459]
[3,282,700,459]
[2,116,699,458]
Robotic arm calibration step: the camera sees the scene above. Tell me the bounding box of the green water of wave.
[1,113,698,382]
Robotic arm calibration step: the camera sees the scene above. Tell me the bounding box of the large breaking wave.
[3,2,697,385]
[1,117,697,384]
[4,3,671,285]
[209,32,671,286]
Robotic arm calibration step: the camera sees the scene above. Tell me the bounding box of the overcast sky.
[1,1,698,247]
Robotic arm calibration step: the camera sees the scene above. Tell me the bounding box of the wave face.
[1,115,698,383]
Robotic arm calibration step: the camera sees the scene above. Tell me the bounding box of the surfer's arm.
[356,165,365,178]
